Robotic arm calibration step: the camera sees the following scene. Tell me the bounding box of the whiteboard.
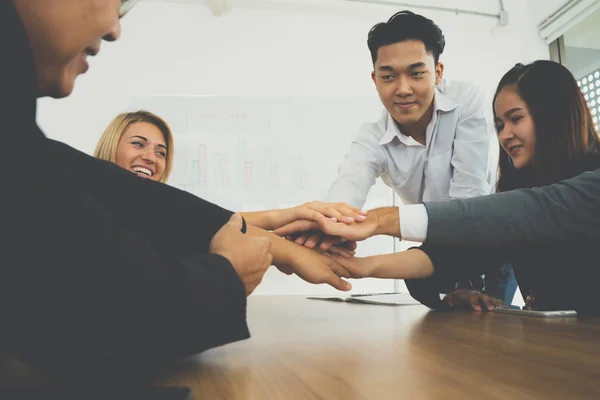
[129,95,399,295]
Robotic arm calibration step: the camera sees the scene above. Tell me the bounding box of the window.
[548,3,600,130]
[577,68,600,131]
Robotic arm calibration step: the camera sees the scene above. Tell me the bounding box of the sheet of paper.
[307,293,421,306]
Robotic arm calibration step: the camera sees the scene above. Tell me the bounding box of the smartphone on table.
[495,306,577,318]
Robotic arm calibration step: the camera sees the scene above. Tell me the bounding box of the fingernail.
[345,217,355,222]
[329,217,337,221]
[361,210,368,215]
[356,215,366,221]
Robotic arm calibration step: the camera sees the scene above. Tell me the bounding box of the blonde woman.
[94,110,173,183]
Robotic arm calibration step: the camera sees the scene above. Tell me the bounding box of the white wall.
[39,0,558,151]
[38,0,561,297]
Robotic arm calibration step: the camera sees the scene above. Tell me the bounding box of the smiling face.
[494,85,537,169]
[11,0,125,98]
[371,40,443,132]
[115,122,168,181]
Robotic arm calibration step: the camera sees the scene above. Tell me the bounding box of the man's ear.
[435,62,444,85]
[371,70,377,86]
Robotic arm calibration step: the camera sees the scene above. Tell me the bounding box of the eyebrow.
[378,65,395,72]
[408,62,426,69]
[378,62,427,72]
[131,135,168,151]
[503,107,523,118]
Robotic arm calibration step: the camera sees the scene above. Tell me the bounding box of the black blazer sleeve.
[2,137,250,379]
[0,1,249,380]
[46,139,233,256]
[424,168,600,248]
[405,246,508,311]
[1,199,249,380]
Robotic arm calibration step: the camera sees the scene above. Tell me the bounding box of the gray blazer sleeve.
[423,169,600,246]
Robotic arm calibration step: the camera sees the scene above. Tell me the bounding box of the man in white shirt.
[326,11,497,211]
[297,11,496,250]
[288,11,515,305]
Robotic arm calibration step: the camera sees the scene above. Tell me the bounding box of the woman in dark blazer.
[330,60,600,315]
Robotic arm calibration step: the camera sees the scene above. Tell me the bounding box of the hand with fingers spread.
[242,201,367,232]
[324,239,358,257]
[280,201,367,244]
[287,232,357,257]
[276,212,381,242]
[242,225,353,291]
[295,201,367,224]
[209,214,272,296]
[273,201,366,254]
[276,245,354,291]
[443,288,504,311]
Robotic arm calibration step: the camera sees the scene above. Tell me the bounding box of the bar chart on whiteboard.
[129,95,390,212]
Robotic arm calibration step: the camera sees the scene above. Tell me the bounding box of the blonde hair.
[94,110,174,183]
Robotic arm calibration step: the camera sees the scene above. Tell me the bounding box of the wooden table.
[2,296,600,399]
[154,296,600,400]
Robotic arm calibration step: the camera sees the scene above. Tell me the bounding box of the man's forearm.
[372,206,401,237]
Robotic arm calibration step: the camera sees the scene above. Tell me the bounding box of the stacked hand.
[275,201,369,255]
[289,201,368,226]
[275,206,380,245]
[277,246,354,291]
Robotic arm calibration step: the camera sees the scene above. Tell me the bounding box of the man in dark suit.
[1,0,351,381]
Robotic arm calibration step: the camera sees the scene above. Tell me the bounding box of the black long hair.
[494,61,599,192]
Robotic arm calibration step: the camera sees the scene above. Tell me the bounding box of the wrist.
[265,209,283,231]
[375,207,400,237]
[364,256,381,278]
[210,248,236,268]
[241,210,283,231]
[258,209,281,231]
[269,232,297,266]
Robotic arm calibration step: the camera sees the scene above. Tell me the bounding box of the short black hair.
[367,11,445,65]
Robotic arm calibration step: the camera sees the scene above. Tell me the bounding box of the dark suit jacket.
[408,145,600,313]
[424,168,600,247]
[0,0,248,382]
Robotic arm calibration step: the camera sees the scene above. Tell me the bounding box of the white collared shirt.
[326,79,498,239]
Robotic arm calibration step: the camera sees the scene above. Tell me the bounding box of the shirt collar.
[378,86,458,146]
[435,85,458,113]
